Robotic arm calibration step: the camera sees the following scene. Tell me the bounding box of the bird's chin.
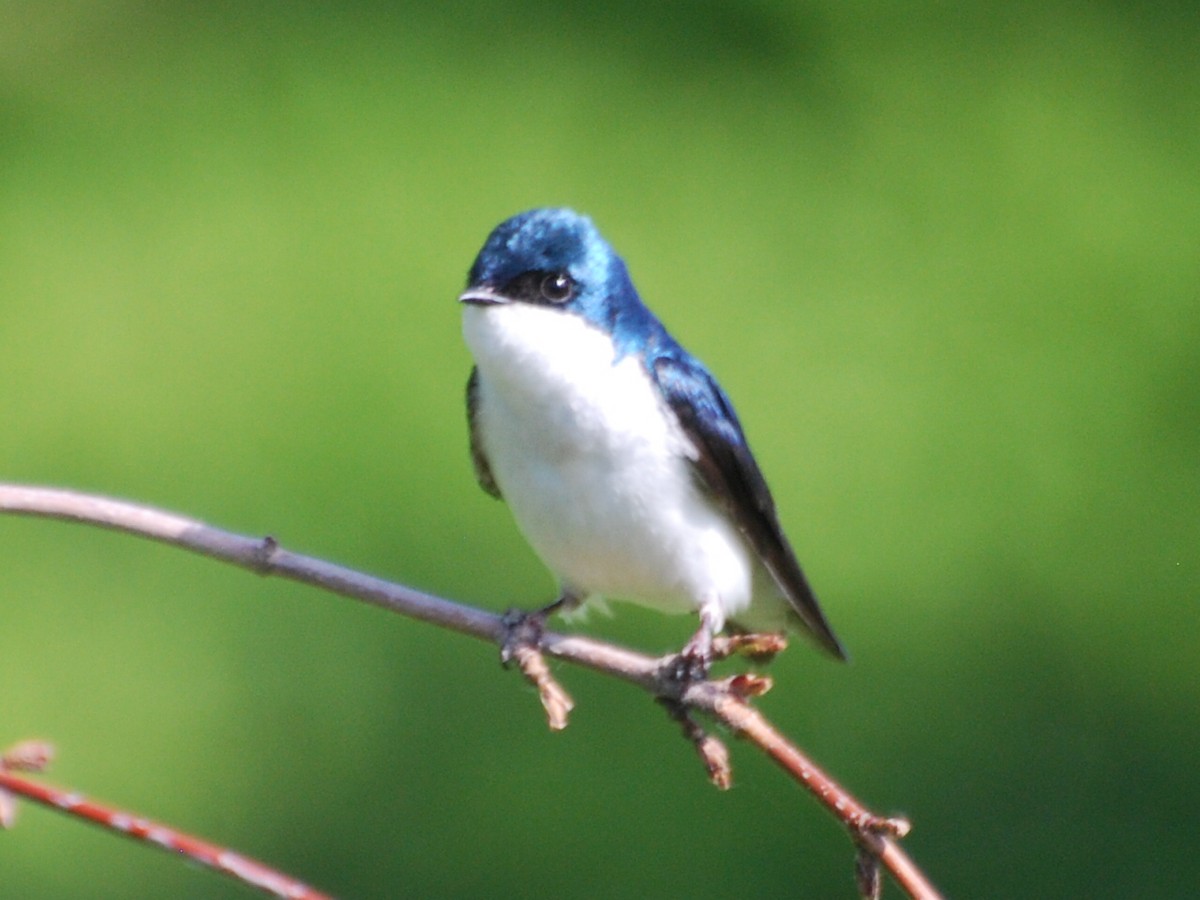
[461,300,506,362]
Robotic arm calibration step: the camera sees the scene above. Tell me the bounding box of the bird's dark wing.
[650,354,846,660]
[466,367,502,499]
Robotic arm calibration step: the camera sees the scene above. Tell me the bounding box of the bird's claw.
[667,651,711,683]
[666,630,714,683]
[499,607,546,667]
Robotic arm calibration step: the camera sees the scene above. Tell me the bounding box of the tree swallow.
[460,208,846,673]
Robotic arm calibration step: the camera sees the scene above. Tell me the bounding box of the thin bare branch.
[660,699,733,790]
[0,742,331,899]
[0,484,941,898]
[509,643,575,730]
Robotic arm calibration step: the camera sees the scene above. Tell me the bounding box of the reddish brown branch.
[696,692,935,899]
[0,742,331,899]
[0,484,941,898]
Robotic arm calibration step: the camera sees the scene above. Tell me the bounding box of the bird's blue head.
[461,208,670,358]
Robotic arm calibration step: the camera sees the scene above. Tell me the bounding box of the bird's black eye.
[539,272,574,303]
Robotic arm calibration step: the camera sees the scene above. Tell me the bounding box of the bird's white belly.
[464,303,755,618]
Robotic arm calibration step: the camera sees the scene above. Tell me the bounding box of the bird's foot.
[497,605,575,730]
[499,607,547,668]
[498,591,578,667]
[666,628,714,683]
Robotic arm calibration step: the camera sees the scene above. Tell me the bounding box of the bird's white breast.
[463,302,755,621]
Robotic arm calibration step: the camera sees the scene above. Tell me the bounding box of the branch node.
[251,535,279,575]
[856,813,912,840]
[498,607,542,668]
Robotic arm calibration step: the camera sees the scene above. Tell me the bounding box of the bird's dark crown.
[467,208,606,288]
[465,207,675,359]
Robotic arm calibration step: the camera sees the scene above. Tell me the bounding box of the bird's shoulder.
[646,347,773,516]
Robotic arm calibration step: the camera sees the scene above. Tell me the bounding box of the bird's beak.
[458,286,508,306]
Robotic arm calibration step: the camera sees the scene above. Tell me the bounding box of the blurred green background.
[2,2,1197,897]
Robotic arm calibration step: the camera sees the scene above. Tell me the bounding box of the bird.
[460,208,846,675]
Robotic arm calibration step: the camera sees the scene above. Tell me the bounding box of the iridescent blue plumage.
[467,208,673,360]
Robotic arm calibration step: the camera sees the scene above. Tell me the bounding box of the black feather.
[466,367,502,499]
[651,354,846,660]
